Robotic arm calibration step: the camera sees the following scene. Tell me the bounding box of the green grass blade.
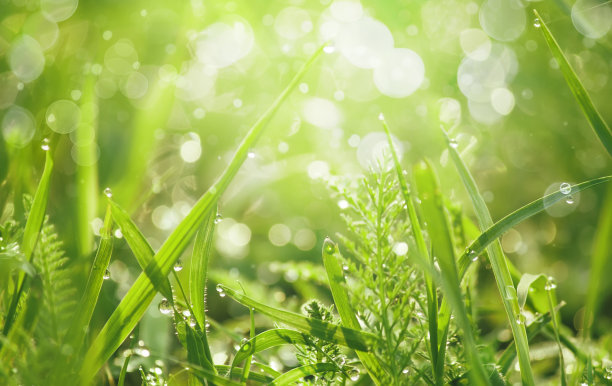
[270,363,337,385]
[232,329,309,365]
[219,284,379,352]
[215,365,274,383]
[545,280,567,386]
[185,322,215,375]
[497,312,552,374]
[444,132,535,385]
[109,200,173,300]
[457,176,612,277]
[78,45,326,383]
[583,185,612,339]
[534,9,612,158]
[3,150,53,336]
[189,208,215,345]
[240,306,256,382]
[117,355,131,386]
[322,238,386,384]
[413,160,489,386]
[187,365,242,386]
[517,273,547,310]
[65,202,114,356]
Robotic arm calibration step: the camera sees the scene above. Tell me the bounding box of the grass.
[1,3,611,386]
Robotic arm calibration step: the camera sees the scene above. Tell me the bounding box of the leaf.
[215,365,274,383]
[413,160,489,386]
[117,355,131,386]
[534,9,612,158]
[78,44,326,383]
[219,284,379,352]
[498,312,552,374]
[444,131,535,385]
[185,322,215,375]
[321,238,386,384]
[270,363,338,385]
[517,273,547,310]
[3,150,53,336]
[109,200,173,300]
[457,176,612,278]
[232,329,310,365]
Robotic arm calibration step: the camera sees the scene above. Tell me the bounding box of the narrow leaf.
[534,9,612,158]
[517,273,547,310]
[232,329,309,365]
[219,284,379,352]
[270,363,338,385]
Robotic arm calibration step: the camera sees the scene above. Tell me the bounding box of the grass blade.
[219,284,379,352]
[65,202,114,356]
[3,149,53,336]
[189,208,215,337]
[533,9,612,158]
[232,329,309,365]
[215,365,274,383]
[321,238,386,384]
[117,355,131,386]
[270,363,337,385]
[497,312,552,374]
[457,176,611,277]
[109,200,173,300]
[413,160,489,386]
[78,45,326,382]
[444,132,535,385]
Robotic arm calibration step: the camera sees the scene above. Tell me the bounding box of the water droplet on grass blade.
[41,138,50,151]
[215,213,222,224]
[533,18,541,28]
[559,182,571,195]
[173,260,183,272]
[378,112,385,121]
[103,269,110,280]
[323,238,336,254]
[348,368,360,381]
[104,187,112,198]
[216,284,226,297]
[158,298,172,315]
[565,195,575,204]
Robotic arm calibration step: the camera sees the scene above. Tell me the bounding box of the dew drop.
[214,213,222,224]
[173,260,183,272]
[348,368,360,381]
[216,284,226,297]
[565,195,574,204]
[188,316,196,327]
[158,298,173,315]
[38,138,50,152]
[323,45,335,54]
[449,138,459,148]
[342,264,349,272]
[559,182,571,195]
[378,112,385,121]
[103,269,110,280]
[402,368,410,374]
[323,238,336,254]
[104,187,112,198]
[545,277,557,291]
[247,151,255,159]
[533,18,541,28]
[516,313,526,325]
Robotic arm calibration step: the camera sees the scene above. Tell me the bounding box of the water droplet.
[216,284,226,297]
[247,152,255,159]
[323,45,335,54]
[173,260,183,272]
[342,264,349,272]
[402,368,410,374]
[158,298,173,315]
[103,269,110,280]
[545,277,557,291]
[348,368,360,381]
[323,238,336,254]
[188,316,196,327]
[565,195,574,204]
[378,112,385,121]
[205,322,210,328]
[449,138,459,148]
[604,365,612,380]
[559,182,571,195]
[214,213,222,224]
[505,285,517,300]
[41,138,50,151]
[104,187,112,198]
[533,18,541,28]
[516,313,526,325]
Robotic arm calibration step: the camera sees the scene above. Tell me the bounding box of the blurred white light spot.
[501,229,523,253]
[228,223,251,247]
[278,142,289,153]
[274,7,312,39]
[121,71,148,99]
[460,28,491,61]
[479,0,526,42]
[192,19,254,68]
[1,105,36,148]
[336,17,394,69]
[393,242,408,256]
[9,36,45,83]
[104,39,138,75]
[357,132,403,170]
[468,99,502,124]
[193,108,206,119]
[490,87,515,115]
[333,90,344,101]
[269,224,292,246]
[302,97,341,129]
[293,228,316,251]
[152,205,180,230]
[71,89,82,101]
[307,160,330,179]
[330,1,363,22]
[176,61,217,101]
[571,0,612,39]
[90,217,104,236]
[23,13,59,51]
[103,30,112,40]
[348,134,360,148]
[438,98,462,127]
[337,199,349,209]
[180,139,202,163]
[373,48,424,98]
[41,0,79,22]
[46,100,81,134]
[233,98,242,108]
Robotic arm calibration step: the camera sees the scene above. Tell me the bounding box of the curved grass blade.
[187,365,242,386]
[270,363,337,385]
[65,202,114,356]
[413,160,489,386]
[457,176,612,277]
[322,238,386,384]
[498,312,552,374]
[3,150,53,336]
[117,355,131,386]
[232,329,309,365]
[215,365,274,383]
[78,45,326,383]
[109,200,173,300]
[219,284,379,352]
[443,132,535,385]
[533,9,612,158]
[185,322,215,379]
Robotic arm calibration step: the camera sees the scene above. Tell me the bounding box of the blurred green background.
[1,0,611,377]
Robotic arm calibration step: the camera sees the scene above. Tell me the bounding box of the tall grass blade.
[65,203,114,356]
[189,208,215,338]
[270,363,337,385]
[321,238,386,384]
[78,45,326,382]
[232,329,310,365]
[444,132,535,385]
[457,176,612,278]
[413,160,489,386]
[108,200,173,300]
[217,365,274,383]
[533,9,612,158]
[219,284,379,352]
[3,150,53,336]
